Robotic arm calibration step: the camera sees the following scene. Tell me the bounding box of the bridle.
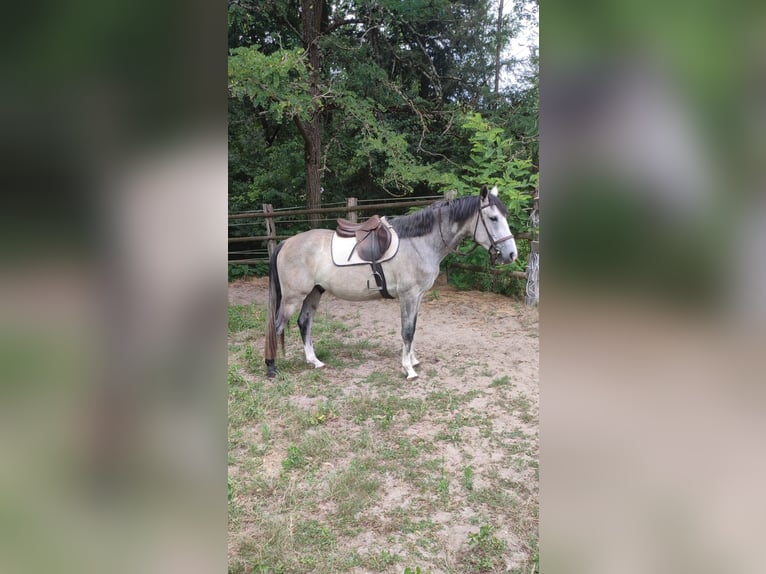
[437,200,515,264]
[474,202,515,264]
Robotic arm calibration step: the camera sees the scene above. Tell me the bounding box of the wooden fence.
[228,195,538,301]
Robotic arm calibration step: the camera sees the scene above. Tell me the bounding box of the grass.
[228,302,538,573]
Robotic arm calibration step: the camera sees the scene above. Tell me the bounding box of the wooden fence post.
[524,192,540,306]
[263,203,276,258]
[345,197,358,223]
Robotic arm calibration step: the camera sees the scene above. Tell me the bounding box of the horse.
[264,184,518,379]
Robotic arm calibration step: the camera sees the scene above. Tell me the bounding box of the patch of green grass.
[228,304,264,333]
[348,394,425,429]
[463,524,508,572]
[379,436,422,461]
[435,469,450,505]
[297,428,338,467]
[435,428,461,443]
[294,519,336,551]
[328,458,381,522]
[358,549,400,571]
[362,370,398,388]
[462,466,475,491]
[507,394,536,424]
[227,364,247,387]
[281,445,305,471]
[467,486,516,509]
[297,401,339,428]
[490,374,512,387]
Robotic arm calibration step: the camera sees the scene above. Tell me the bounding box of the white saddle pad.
[331,217,400,266]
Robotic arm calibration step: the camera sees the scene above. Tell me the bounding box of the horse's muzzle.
[489,246,517,265]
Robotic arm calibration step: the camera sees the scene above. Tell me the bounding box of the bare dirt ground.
[228,275,538,394]
[228,274,539,573]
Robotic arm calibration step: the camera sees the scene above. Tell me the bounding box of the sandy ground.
[228,274,538,395]
[228,274,539,571]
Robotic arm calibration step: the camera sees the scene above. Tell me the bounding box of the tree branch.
[324,18,365,35]
[293,115,309,146]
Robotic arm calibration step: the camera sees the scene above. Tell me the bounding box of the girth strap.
[370,262,394,299]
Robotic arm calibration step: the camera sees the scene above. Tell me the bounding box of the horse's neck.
[419,209,475,261]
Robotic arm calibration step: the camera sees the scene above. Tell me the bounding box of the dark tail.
[264,242,285,377]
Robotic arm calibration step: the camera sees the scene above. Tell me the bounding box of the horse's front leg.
[399,291,424,379]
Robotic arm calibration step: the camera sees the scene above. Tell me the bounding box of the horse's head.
[476,185,518,264]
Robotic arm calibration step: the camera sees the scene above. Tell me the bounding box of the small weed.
[300,401,339,428]
[508,395,535,423]
[462,466,475,491]
[464,524,508,572]
[436,470,450,504]
[435,428,461,443]
[490,374,512,387]
[227,364,247,387]
[363,549,400,570]
[260,423,271,443]
[281,446,305,471]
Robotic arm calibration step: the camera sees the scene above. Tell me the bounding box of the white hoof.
[404,368,419,380]
[310,360,325,369]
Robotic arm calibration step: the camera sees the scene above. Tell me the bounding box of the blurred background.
[0,1,226,573]
[542,0,766,573]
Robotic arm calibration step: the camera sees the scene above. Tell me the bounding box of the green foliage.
[440,112,537,298]
[228,1,538,297]
[228,46,312,123]
[228,263,257,282]
[452,112,537,233]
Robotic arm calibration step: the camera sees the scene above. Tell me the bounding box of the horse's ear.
[480,185,489,200]
[490,185,499,197]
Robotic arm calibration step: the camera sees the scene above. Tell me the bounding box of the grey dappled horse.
[264,185,518,379]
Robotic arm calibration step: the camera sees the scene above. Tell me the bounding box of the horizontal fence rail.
[229,195,539,303]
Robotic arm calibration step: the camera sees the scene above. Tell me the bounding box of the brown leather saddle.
[336,214,392,262]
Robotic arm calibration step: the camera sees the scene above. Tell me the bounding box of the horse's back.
[279,228,397,301]
[279,229,333,264]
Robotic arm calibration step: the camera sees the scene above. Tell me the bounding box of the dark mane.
[389,194,507,238]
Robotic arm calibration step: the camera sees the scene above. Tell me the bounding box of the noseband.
[474,203,515,264]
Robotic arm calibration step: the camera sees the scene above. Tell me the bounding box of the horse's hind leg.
[298,286,325,369]
[399,291,424,379]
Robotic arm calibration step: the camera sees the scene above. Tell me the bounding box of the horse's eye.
[489,216,498,222]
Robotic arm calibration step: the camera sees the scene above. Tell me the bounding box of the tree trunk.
[494,0,504,97]
[300,0,324,228]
